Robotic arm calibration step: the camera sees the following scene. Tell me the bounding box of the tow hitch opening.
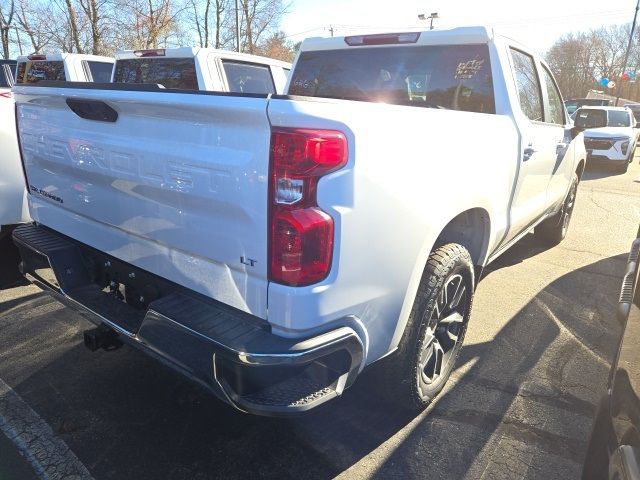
[83,325,122,352]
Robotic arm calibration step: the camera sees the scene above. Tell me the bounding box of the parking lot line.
[0,377,93,480]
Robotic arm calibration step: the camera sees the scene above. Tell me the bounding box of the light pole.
[418,12,439,30]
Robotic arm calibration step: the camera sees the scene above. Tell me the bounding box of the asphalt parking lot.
[0,158,639,480]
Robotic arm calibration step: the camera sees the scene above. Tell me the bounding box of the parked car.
[624,103,640,122]
[1,53,114,285]
[10,26,594,416]
[565,98,611,115]
[582,226,640,480]
[112,47,291,93]
[15,52,114,84]
[577,106,638,173]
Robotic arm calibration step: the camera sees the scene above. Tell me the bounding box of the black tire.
[616,159,629,174]
[377,243,475,412]
[535,172,578,246]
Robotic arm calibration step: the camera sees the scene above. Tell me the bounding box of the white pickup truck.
[11,27,596,416]
[112,47,291,93]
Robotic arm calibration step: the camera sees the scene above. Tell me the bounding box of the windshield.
[289,44,495,114]
[607,110,631,127]
[15,60,66,84]
[113,58,198,90]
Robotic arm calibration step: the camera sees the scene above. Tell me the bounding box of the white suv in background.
[579,106,638,173]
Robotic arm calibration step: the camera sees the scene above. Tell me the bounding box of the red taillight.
[27,54,46,61]
[269,128,347,286]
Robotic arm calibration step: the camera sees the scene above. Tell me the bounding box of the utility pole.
[616,0,640,105]
[329,25,334,37]
[235,0,240,52]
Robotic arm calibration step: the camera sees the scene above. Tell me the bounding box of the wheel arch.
[384,207,492,359]
[576,158,586,180]
[432,208,492,268]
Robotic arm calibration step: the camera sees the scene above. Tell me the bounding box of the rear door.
[14,86,271,318]
[503,47,562,243]
[539,63,575,209]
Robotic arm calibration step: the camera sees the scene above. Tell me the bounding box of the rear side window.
[222,61,275,94]
[0,63,15,87]
[541,66,565,125]
[289,44,495,114]
[15,61,66,84]
[607,110,631,127]
[85,61,113,82]
[509,48,543,122]
[113,58,198,90]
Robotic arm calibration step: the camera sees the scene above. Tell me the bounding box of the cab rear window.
[113,58,198,90]
[15,61,66,84]
[289,44,495,114]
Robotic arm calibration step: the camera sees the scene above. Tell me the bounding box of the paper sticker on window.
[455,57,484,79]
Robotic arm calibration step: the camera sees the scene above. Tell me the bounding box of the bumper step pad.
[12,223,364,416]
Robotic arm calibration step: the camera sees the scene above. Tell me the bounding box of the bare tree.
[546,24,640,100]
[237,0,284,54]
[0,0,15,59]
[61,0,84,52]
[15,0,52,53]
[128,0,183,49]
[78,0,105,54]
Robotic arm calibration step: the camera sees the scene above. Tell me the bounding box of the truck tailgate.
[14,86,271,318]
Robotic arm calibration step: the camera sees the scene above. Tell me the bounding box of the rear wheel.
[378,243,475,411]
[535,172,578,246]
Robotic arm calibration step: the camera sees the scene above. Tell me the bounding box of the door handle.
[523,144,536,161]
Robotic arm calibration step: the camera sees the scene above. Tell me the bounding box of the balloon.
[631,72,637,80]
[600,77,609,87]
[622,72,630,81]
[608,80,616,89]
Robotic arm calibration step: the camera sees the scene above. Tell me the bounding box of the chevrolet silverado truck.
[112,47,291,93]
[1,53,113,286]
[10,27,597,416]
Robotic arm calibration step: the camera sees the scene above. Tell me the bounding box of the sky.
[280,0,639,55]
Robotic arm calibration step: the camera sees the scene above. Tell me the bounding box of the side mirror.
[573,108,607,131]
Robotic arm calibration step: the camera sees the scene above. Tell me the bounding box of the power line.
[283,26,326,39]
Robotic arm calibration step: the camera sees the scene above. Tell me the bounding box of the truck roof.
[115,47,291,68]
[299,26,495,52]
[16,53,114,64]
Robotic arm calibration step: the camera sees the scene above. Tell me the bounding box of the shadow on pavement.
[581,163,624,181]
[0,252,627,479]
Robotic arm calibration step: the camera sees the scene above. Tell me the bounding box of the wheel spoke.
[422,342,436,380]
[420,330,435,363]
[450,283,466,310]
[432,339,444,378]
[439,311,463,326]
